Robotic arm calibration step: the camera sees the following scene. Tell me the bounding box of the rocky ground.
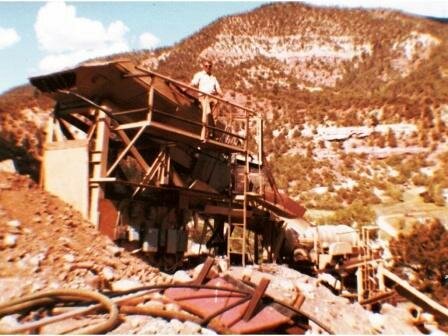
[0,170,445,334]
[0,171,212,334]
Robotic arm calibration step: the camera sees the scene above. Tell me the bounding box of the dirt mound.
[0,171,171,301]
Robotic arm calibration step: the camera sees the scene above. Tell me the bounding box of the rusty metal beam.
[292,293,305,310]
[106,124,147,176]
[242,278,270,322]
[191,257,215,286]
[114,120,150,130]
[114,128,150,171]
[132,148,167,197]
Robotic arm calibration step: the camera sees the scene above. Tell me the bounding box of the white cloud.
[139,32,160,49]
[0,27,20,49]
[34,1,130,74]
[38,43,129,74]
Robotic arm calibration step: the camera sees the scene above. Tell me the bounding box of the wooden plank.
[359,290,396,306]
[151,121,202,141]
[60,113,90,133]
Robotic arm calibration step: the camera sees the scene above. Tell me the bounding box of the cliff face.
[153,3,448,109]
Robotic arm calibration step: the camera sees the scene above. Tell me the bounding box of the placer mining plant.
[30,59,306,269]
[27,59,448,331]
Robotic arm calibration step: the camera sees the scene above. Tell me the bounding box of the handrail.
[151,108,246,141]
[134,65,256,116]
[58,89,246,144]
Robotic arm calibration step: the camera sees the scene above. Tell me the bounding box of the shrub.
[390,219,448,305]
[317,199,375,226]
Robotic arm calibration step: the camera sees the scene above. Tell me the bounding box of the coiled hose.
[0,283,334,334]
[0,289,119,335]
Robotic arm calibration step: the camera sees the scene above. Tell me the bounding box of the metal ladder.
[358,226,380,302]
[226,116,264,267]
[227,155,249,267]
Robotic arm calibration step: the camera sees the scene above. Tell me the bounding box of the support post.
[147,86,154,122]
[357,266,364,302]
[256,117,264,194]
[242,116,249,267]
[377,262,386,292]
[89,108,110,228]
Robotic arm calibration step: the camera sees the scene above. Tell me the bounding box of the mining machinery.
[30,59,306,270]
[29,60,448,322]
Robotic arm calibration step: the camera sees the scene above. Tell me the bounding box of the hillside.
[1,2,448,224]
[0,85,53,179]
[0,3,448,331]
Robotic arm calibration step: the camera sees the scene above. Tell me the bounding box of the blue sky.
[0,1,447,94]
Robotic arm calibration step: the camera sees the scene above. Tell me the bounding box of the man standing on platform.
[190,59,223,140]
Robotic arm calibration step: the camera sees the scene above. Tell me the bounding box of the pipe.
[120,305,202,324]
[0,289,119,335]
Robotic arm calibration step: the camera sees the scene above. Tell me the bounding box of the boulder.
[0,160,16,174]
[173,270,192,283]
[112,278,142,291]
[4,234,17,248]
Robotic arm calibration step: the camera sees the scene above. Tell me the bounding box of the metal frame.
[37,61,297,269]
